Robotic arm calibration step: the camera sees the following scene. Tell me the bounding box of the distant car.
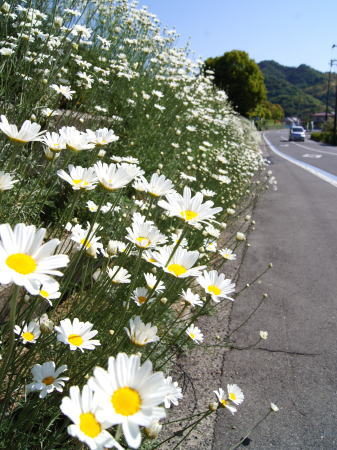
[289,126,305,142]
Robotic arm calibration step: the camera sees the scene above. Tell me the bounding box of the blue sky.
[140,0,337,72]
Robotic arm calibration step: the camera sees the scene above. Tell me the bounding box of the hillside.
[258,60,330,119]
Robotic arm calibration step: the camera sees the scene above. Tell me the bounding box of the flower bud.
[209,402,218,411]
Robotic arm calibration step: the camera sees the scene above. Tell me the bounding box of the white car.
[289,126,305,142]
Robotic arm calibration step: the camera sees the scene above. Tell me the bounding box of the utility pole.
[325,45,337,122]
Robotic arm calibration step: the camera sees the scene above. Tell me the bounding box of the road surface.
[213,129,337,449]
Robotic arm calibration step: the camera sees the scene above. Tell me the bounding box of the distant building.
[312,112,334,129]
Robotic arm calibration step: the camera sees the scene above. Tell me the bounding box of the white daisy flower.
[186,324,203,344]
[163,376,183,408]
[0,223,69,294]
[236,232,246,241]
[107,240,127,257]
[181,288,203,307]
[125,316,159,346]
[70,223,103,257]
[131,287,155,306]
[57,165,98,190]
[107,266,131,284]
[41,108,58,118]
[55,318,100,352]
[14,320,41,344]
[142,173,174,197]
[151,245,206,278]
[227,384,244,405]
[93,161,134,191]
[197,270,235,302]
[41,131,66,152]
[0,171,18,191]
[126,221,166,249]
[219,248,236,260]
[119,163,144,180]
[50,84,75,100]
[88,353,169,449]
[26,361,69,398]
[158,186,222,226]
[60,385,123,450]
[205,241,217,252]
[0,115,45,143]
[59,126,95,152]
[144,273,165,292]
[201,189,216,197]
[86,128,119,146]
[87,200,98,212]
[100,202,113,214]
[213,388,237,414]
[44,147,59,161]
[145,420,162,439]
[38,279,61,305]
[205,224,221,239]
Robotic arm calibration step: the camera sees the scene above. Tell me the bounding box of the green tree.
[205,50,267,116]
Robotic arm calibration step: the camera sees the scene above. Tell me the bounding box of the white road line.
[263,134,337,189]
[294,142,337,156]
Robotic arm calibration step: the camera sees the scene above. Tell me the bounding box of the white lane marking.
[280,144,289,147]
[294,142,337,156]
[302,154,322,159]
[263,134,337,189]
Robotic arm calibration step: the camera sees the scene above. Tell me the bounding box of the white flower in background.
[226,208,235,215]
[94,161,135,191]
[0,115,45,143]
[57,165,98,190]
[0,47,14,56]
[158,186,222,226]
[71,24,92,39]
[107,240,127,257]
[44,147,60,161]
[0,223,69,294]
[197,270,235,302]
[59,126,95,152]
[270,402,279,412]
[201,189,216,197]
[88,353,168,448]
[227,384,244,405]
[50,84,75,100]
[41,108,58,118]
[86,128,119,146]
[14,320,41,344]
[151,245,206,278]
[141,173,174,197]
[131,287,155,306]
[205,240,217,252]
[101,202,113,213]
[163,376,183,408]
[236,232,246,241]
[107,266,131,284]
[0,171,18,191]
[60,385,123,450]
[55,318,100,352]
[41,132,66,152]
[70,223,103,257]
[87,200,98,212]
[186,324,204,344]
[144,273,165,292]
[181,288,203,307]
[205,224,221,239]
[38,279,61,304]
[260,330,268,340]
[125,316,159,346]
[119,163,144,180]
[126,220,166,249]
[219,248,236,261]
[26,361,69,398]
[170,230,188,248]
[38,313,54,334]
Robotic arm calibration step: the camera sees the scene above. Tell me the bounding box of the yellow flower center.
[149,191,159,197]
[42,376,55,385]
[39,289,49,298]
[80,238,91,249]
[189,332,196,339]
[22,331,35,341]
[79,413,101,438]
[136,236,151,248]
[180,210,198,221]
[68,334,83,346]
[137,296,147,304]
[6,253,37,275]
[9,136,28,144]
[111,387,141,416]
[229,392,237,401]
[221,399,228,406]
[167,263,187,277]
[208,285,221,296]
[72,179,83,185]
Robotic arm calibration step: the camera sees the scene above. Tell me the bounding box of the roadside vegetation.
[0,1,277,448]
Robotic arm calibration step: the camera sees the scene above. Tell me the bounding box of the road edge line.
[263,133,337,189]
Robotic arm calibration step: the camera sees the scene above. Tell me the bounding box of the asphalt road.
[213,129,337,449]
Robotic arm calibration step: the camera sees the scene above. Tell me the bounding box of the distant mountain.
[258,60,331,119]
